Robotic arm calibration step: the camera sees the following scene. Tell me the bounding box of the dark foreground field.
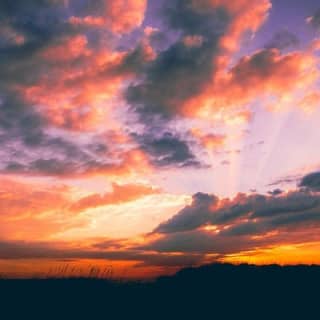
[1,263,319,319]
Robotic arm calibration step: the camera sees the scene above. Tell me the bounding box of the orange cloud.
[69,0,147,34]
[104,0,147,34]
[299,92,320,113]
[70,183,160,212]
[0,177,160,241]
[0,178,70,218]
[183,35,204,48]
[20,37,131,131]
[184,48,319,120]
[18,26,158,132]
[190,0,271,55]
[0,178,79,240]
[77,148,152,179]
[191,129,226,151]
[40,35,91,61]
[68,16,105,28]
[177,1,319,123]
[218,0,271,53]
[136,0,274,123]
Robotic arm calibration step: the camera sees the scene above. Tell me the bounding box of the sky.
[1,0,320,279]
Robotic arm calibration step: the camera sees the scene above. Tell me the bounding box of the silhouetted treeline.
[1,263,319,319]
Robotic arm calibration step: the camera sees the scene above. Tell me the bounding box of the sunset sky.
[1,0,320,279]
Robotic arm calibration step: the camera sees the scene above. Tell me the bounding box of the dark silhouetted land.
[1,263,319,319]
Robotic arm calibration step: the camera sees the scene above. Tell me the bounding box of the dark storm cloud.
[125,38,220,119]
[0,0,62,14]
[0,94,45,145]
[0,0,71,64]
[140,230,259,254]
[299,171,320,191]
[133,132,201,168]
[68,0,105,16]
[155,188,320,235]
[265,30,299,50]
[117,43,152,74]
[221,206,320,238]
[155,193,218,233]
[162,0,228,37]
[147,30,171,51]
[145,172,320,255]
[251,191,320,218]
[155,193,258,234]
[29,159,76,176]
[141,196,320,256]
[268,189,283,196]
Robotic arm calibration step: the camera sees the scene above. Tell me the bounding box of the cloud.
[1,148,151,178]
[127,0,271,117]
[2,1,320,275]
[0,178,160,240]
[140,229,260,254]
[204,48,318,113]
[104,0,147,34]
[155,193,218,233]
[0,178,69,218]
[69,0,147,34]
[126,0,230,121]
[0,30,153,177]
[299,172,320,191]
[0,0,166,175]
[68,16,105,28]
[17,38,132,132]
[299,92,320,113]
[307,9,320,29]
[2,172,320,268]
[0,0,318,176]
[0,2,119,176]
[154,188,320,234]
[0,178,83,239]
[0,94,143,177]
[70,183,160,212]
[267,174,301,187]
[133,132,201,168]
[124,0,318,134]
[123,0,272,166]
[141,172,320,256]
[268,189,283,196]
[191,130,226,151]
[0,240,203,268]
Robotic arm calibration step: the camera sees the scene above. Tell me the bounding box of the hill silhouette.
[1,263,319,319]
